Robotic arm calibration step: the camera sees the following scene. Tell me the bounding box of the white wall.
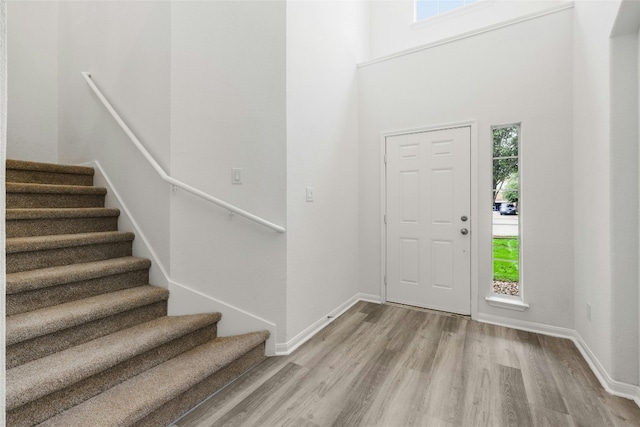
[169,1,288,343]
[359,8,574,327]
[601,0,640,387]
[12,0,289,347]
[369,0,571,59]
[571,0,640,389]
[610,30,639,385]
[573,0,620,383]
[285,0,369,345]
[57,1,171,274]
[7,1,58,163]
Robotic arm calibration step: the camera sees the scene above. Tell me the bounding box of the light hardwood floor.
[172,302,640,427]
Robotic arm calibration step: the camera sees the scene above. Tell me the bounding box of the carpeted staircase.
[5,159,270,426]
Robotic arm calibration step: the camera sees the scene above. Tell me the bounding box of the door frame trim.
[380,120,479,319]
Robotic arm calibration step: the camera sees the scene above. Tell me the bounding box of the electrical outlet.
[586,303,592,321]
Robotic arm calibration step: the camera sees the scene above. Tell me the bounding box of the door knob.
[460,228,469,235]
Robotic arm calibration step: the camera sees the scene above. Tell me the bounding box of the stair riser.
[7,269,150,316]
[7,301,167,368]
[7,241,133,274]
[7,216,119,238]
[8,324,219,427]
[7,193,105,209]
[135,344,267,427]
[7,169,93,186]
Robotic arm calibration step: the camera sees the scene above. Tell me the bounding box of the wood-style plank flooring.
[172,302,640,427]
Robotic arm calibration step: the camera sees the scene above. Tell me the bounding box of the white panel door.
[386,127,471,314]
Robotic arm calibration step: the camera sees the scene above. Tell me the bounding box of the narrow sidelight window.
[492,125,520,296]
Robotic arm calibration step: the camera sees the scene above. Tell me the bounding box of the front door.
[386,126,471,314]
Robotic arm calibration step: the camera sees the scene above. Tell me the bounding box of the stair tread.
[6,231,135,254]
[7,208,120,220]
[6,313,222,410]
[7,182,106,195]
[7,256,151,294]
[7,159,94,177]
[4,159,269,425]
[6,286,169,346]
[38,331,270,427]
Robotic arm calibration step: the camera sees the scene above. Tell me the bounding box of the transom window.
[415,0,479,21]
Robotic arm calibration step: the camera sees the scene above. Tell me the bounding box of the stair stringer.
[90,160,276,355]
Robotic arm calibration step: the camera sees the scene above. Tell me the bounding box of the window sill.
[485,295,529,312]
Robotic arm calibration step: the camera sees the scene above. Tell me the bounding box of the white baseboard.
[476,313,640,407]
[476,312,576,339]
[275,293,382,356]
[571,332,640,407]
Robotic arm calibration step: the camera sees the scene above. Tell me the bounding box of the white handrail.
[81,72,285,233]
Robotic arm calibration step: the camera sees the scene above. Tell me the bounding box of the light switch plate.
[231,168,243,185]
[306,187,314,202]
